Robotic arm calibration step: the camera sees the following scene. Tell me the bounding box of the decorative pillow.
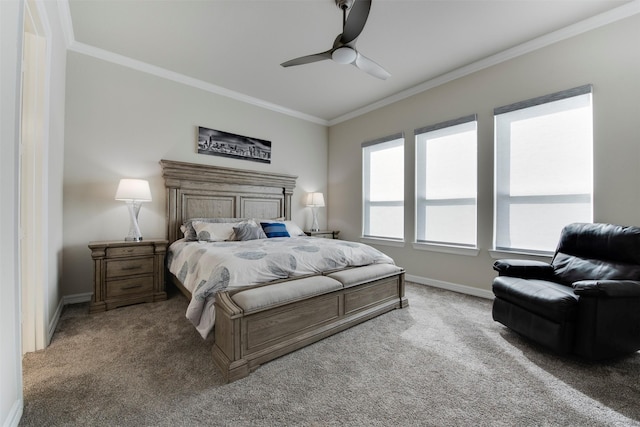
[181,217,247,241]
[260,222,290,238]
[231,220,267,241]
[283,220,305,237]
[192,221,239,242]
[258,219,305,237]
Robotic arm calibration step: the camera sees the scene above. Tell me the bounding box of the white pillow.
[192,221,239,242]
[283,220,305,237]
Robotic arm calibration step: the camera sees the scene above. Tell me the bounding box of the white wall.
[43,0,66,338]
[1,1,25,425]
[62,53,329,296]
[328,15,640,294]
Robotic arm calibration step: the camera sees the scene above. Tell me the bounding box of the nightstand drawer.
[90,239,167,313]
[106,276,154,299]
[106,245,154,258]
[106,257,154,279]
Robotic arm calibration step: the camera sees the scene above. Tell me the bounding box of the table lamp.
[306,192,325,232]
[115,178,152,241]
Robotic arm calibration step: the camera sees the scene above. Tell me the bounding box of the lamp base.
[311,208,320,233]
[123,201,144,242]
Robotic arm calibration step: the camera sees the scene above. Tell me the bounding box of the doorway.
[20,0,50,354]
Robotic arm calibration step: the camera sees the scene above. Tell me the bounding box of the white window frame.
[362,133,404,242]
[493,84,593,256]
[414,115,478,252]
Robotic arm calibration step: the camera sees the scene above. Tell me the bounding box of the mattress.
[167,236,395,338]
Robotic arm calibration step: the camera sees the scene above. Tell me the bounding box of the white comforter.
[167,236,395,338]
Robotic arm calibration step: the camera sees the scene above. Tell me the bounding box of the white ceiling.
[65,0,637,125]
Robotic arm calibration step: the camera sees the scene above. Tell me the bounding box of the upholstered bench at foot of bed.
[328,264,404,288]
[232,276,343,314]
[212,265,407,382]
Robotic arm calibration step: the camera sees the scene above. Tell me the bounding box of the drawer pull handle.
[121,284,142,290]
[121,266,142,271]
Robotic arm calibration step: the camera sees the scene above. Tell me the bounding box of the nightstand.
[88,239,168,313]
[304,230,340,239]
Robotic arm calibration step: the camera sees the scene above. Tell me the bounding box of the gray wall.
[328,14,640,294]
[62,52,329,296]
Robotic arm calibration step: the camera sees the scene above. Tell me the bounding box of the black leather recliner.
[492,222,640,360]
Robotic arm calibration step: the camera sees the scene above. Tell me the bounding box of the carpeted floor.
[20,283,640,426]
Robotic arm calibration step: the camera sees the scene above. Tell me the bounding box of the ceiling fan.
[280,0,390,80]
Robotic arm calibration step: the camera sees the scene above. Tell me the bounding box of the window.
[494,85,593,254]
[415,115,477,247]
[362,133,404,240]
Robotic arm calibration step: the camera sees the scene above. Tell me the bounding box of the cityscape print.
[198,126,271,164]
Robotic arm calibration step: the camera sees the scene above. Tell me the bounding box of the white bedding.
[167,236,395,338]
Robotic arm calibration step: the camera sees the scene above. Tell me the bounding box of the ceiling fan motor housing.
[332,47,357,64]
[335,0,354,11]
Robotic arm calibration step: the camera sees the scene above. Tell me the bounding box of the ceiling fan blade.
[340,0,371,45]
[354,52,390,80]
[280,51,332,67]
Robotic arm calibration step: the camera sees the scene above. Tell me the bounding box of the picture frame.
[197,126,271,164]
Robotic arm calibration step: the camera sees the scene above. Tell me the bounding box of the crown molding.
[57,0,328,126]
[66,40,329,126]
[58,0,639,128]
[327,0,640,126]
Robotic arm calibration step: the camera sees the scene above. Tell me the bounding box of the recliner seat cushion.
[493,277,579,322]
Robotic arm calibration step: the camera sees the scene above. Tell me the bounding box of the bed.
[161,159,407,382]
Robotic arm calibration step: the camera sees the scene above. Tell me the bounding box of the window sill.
[412,242,480,256]
[489,249,553,260]
[360,237,405,248]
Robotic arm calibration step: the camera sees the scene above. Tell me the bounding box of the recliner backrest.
[551,222,640,285]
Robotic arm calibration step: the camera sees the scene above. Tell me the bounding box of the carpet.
[20,283,640,426]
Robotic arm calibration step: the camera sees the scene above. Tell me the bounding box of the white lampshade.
[115,179,152,202]
[306,192,325,207]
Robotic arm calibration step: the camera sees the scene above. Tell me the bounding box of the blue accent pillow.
[260,222,290,238]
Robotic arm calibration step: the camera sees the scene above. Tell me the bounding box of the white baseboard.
[405,274,494,300]
[63,292,92,305]
[46,293,92,346]
[4,398,23,427]
[47,298,64,346]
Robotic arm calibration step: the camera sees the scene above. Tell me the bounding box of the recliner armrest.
[493,259,554,279]
[573,280,640,297]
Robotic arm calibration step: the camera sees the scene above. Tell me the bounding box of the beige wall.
[328,15,640,294]
[62,53,328,296]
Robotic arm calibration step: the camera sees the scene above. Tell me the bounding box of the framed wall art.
[198,126,271,164]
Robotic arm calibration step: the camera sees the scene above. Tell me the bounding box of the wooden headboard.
[160,160,297,243]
